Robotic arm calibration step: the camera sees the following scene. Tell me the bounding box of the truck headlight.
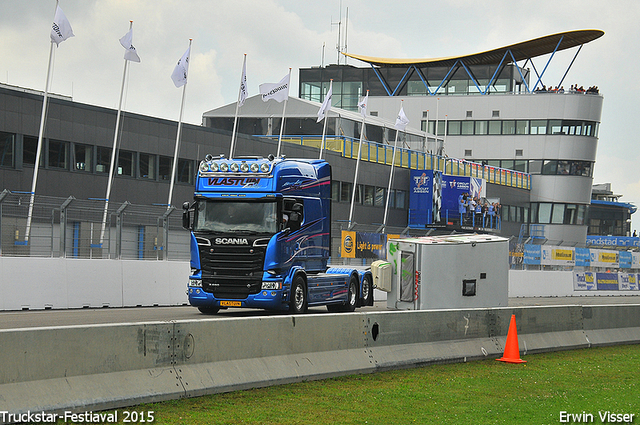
[261,281,281,290]
[189,279,202,287]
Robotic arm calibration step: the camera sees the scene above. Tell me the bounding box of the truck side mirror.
[182,202,191,230]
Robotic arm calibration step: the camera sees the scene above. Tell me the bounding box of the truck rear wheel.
[290,275,308,314]
[345,274,358,312]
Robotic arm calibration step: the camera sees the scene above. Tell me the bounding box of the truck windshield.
[193,200,278,233]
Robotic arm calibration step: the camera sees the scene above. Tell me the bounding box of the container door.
[399,251,415,303]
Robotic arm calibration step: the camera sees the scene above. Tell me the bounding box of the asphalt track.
[3,296,640,330]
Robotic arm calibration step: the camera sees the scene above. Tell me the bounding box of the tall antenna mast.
[331,0,343,64]
[344,7,348,65]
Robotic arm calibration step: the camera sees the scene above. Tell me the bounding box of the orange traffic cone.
[496,314,526,363]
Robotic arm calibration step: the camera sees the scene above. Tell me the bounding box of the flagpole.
[100,21,133,245]
[168,39,192,210]
[25,38,56,243]
[348,90,368,228]
[229,54,246,159]
[319,112,328,160]
[319,79,333,160]
[383,108,402,231]
[276,68,292,158]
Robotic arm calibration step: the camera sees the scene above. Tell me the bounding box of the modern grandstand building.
[298,29,605,245]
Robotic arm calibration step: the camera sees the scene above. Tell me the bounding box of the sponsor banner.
[619,273,638,291]
[596,272,619,290]
[341,231,387,259]
[341,231,356,258]
[541,246,575,266]
[575,247,591,267]
[587,235,640,248]
[589,249,619,268]
[619,251,633,269]
[523,244,541,265]
[355,232,386,259]
[574,271,596,291]
[634,253,640,269]
[409,170,486,227]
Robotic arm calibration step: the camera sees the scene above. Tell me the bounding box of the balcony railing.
[256,135,530,190]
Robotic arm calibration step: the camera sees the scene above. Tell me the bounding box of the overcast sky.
[2,0,639,230]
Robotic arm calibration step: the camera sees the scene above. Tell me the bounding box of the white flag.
[171,45,191,88]
[238,55,248,107]
[395,106,410,131]
[50,5,74,46]
[119,28,140,62]
[317,81,333,123]
[358,91,369,118]
[259,73,290,103]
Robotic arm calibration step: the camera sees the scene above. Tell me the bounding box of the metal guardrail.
[256,135,531,190]
[0,190,189,260]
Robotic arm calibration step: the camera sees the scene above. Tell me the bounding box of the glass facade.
[443,119,598,138]
[300,64,524,110]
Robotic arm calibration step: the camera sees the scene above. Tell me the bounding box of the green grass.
[61,344,640,424]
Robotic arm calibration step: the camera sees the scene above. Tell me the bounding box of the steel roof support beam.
[433,60,461,95]
[485,50,511,94]
[391,66,414,96]
[512,53,532,93]
[370,64,392,96]
[458,61,483,94]
[413,66,434,95]
[558,44,583,89]
[531,35,564,91]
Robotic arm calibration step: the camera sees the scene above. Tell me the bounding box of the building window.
[466,111,473,118]
[96,147,111,173]
[542,160,558,175]
[492,110,500,117]
[48,140,68,169]
[537,203,553,224]
[515,149,524,157]
[340,182,352,203]
[73,143,92,172]
[461,121,474,135]
[159,156,172,181]
[530,120,547,135]
[395,190,406,209]
[23,136,40,166]
[139,153,156,179]
[516,120,529,135]
[374,187,385,207]
[177,158,194,184]
[116,150,134,177]
[488,121,501,135]
[331,181,340,202]
[0,132,15,168]
[502,120,516,135]
[363,185,375,206]
[475,121,488,135]
[464,149,472,157]
[447,121,461,135]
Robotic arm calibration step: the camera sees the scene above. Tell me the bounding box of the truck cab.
[182,155,373,314]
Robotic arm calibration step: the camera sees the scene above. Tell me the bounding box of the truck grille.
[197,238,266,299]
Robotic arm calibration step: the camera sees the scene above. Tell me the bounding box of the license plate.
[220,300,241,307]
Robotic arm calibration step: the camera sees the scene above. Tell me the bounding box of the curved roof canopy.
[343,29,604,68]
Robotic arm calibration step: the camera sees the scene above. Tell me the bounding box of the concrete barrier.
[0,257,188,310]
[2,304,640,420]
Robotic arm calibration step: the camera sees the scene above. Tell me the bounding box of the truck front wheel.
[290,275,308,314]
[198,306,220,315]
[361,274,373,306]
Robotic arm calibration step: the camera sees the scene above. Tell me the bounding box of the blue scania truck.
[182,154,373,314]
